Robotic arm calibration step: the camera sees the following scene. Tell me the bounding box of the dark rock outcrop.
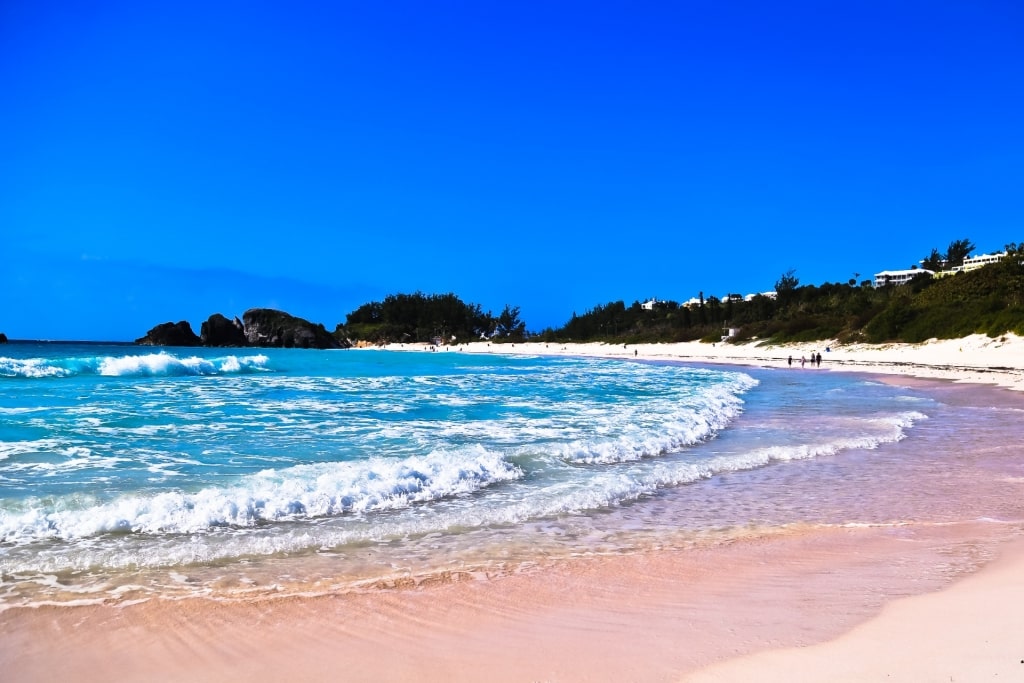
[135,321,202,347]
[242,308,342,349]
[0,332,7,344]
[136,309,347,349]
[200,313,248,347]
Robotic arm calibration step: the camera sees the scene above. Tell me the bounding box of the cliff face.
[135,321,202,346]
[0,332,7,344]
[200,314,247,347]
[241,308,341,349]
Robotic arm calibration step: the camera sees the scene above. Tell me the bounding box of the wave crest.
[558,380,756,465]
[0,447,522,542]
[0,353,270,379]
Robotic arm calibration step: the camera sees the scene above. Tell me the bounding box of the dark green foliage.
[339,292,496,344]
[337,243,1023,347]
[544,245,1024,345]
[921,247,944,272]
[774,269,799,306]
[495,304,526,342]
[945,238,976,269]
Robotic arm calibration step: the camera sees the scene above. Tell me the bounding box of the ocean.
[1,343,1022,610]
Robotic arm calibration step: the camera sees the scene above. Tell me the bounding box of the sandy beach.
[452,332,1024,393]
[3,334,1024,682]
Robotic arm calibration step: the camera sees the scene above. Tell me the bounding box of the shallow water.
[1,343,1022,609]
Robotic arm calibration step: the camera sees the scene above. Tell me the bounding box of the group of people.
[788,352,822,368]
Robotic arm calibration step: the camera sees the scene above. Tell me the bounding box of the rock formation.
[0,332,7,343]
[200,314,247,347]
[135,321,202,346]
[242,308,341,349]
[137,309,346,349]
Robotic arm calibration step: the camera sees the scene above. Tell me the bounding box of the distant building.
[641,298,657,311]
[955,251,1007,273]
[683,297,703,309]
[873,269,934,288]
[925,251,1007,280]
[744,291,777,301]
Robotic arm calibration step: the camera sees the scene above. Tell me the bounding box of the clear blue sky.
[2,1,1022,341]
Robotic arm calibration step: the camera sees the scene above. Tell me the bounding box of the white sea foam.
[704,411,927,473]
[0,438,66,460]
[97,353,269,377]
[0,446,522,543]
[557,379,756,465]
[0,357,74,378]
[0,353,270,379]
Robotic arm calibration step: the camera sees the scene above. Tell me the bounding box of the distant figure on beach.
[816,352,822,367]
[800,355,806,368]
[788,355,792,367]
[634,349,637,357]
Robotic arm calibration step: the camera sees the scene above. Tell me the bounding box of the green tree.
[945,238,975,268]
[921,248,944,272]
[495,304,526,341]
[775,269,799,306]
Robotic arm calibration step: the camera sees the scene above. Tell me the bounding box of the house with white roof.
[873,269,934,288]
[641,298,659,310]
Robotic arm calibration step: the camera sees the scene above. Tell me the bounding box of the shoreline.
[4,520,1020,682]
[3,337,1023,681]
[428,332,1024,392]
[683,533,1024,682]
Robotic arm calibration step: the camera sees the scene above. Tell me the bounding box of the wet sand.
[3,520,1017,682]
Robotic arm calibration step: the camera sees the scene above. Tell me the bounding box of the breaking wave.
[0,353,270,379]
[0,447,522,543]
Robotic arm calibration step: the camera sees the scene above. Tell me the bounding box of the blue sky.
[2,1,1022,340]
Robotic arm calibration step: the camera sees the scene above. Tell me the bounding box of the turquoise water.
[3,342,1002,607]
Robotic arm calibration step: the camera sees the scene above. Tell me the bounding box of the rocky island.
[136,308,345,349]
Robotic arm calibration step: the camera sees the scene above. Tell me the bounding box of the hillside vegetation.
[336,244,1023,347]
[538,245,1024,345]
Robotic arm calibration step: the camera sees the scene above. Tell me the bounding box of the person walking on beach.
[800,355,806,368]
[788,355,792,367]
[816,352,822,367]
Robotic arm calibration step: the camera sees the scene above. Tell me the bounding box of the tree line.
[336,239,1023,347]
[337,292,525,344]
[536,240,1023,345]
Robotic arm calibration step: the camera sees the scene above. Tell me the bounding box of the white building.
[955,251,1006,273]
[873,269,934,288]
[683,297,703,309]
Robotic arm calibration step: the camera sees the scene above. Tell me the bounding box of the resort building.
[873,269,934,288]
[954,251,1007,273]
[926,252,1008,280]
